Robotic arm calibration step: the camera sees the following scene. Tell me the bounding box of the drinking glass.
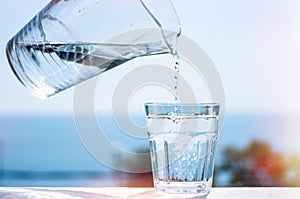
[145,103,220,196]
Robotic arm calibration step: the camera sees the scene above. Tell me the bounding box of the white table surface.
[1,187,300,198]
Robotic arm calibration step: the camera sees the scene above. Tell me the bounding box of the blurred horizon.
[1,114,300,187]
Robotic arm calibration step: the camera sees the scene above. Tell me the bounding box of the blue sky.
[0,0,300,115]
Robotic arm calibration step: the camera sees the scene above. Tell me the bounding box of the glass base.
[154,180,211,196]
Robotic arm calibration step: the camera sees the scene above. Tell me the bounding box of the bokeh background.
[1,0,300,187]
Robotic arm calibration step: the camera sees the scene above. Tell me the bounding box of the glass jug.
[6,0,181,98]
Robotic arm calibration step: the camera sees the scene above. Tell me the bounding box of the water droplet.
[77,8,85,13]
[173,54,180,101]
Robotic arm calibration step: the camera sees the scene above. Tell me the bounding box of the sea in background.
[0,114,300,187]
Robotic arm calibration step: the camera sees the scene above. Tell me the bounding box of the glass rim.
[144,102,220,117]
[145,102,220,107]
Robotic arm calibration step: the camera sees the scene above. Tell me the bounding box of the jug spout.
[140,0,181,54]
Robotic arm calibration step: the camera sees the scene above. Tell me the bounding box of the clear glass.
[145,103,220,196]
[6,0,180,98]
